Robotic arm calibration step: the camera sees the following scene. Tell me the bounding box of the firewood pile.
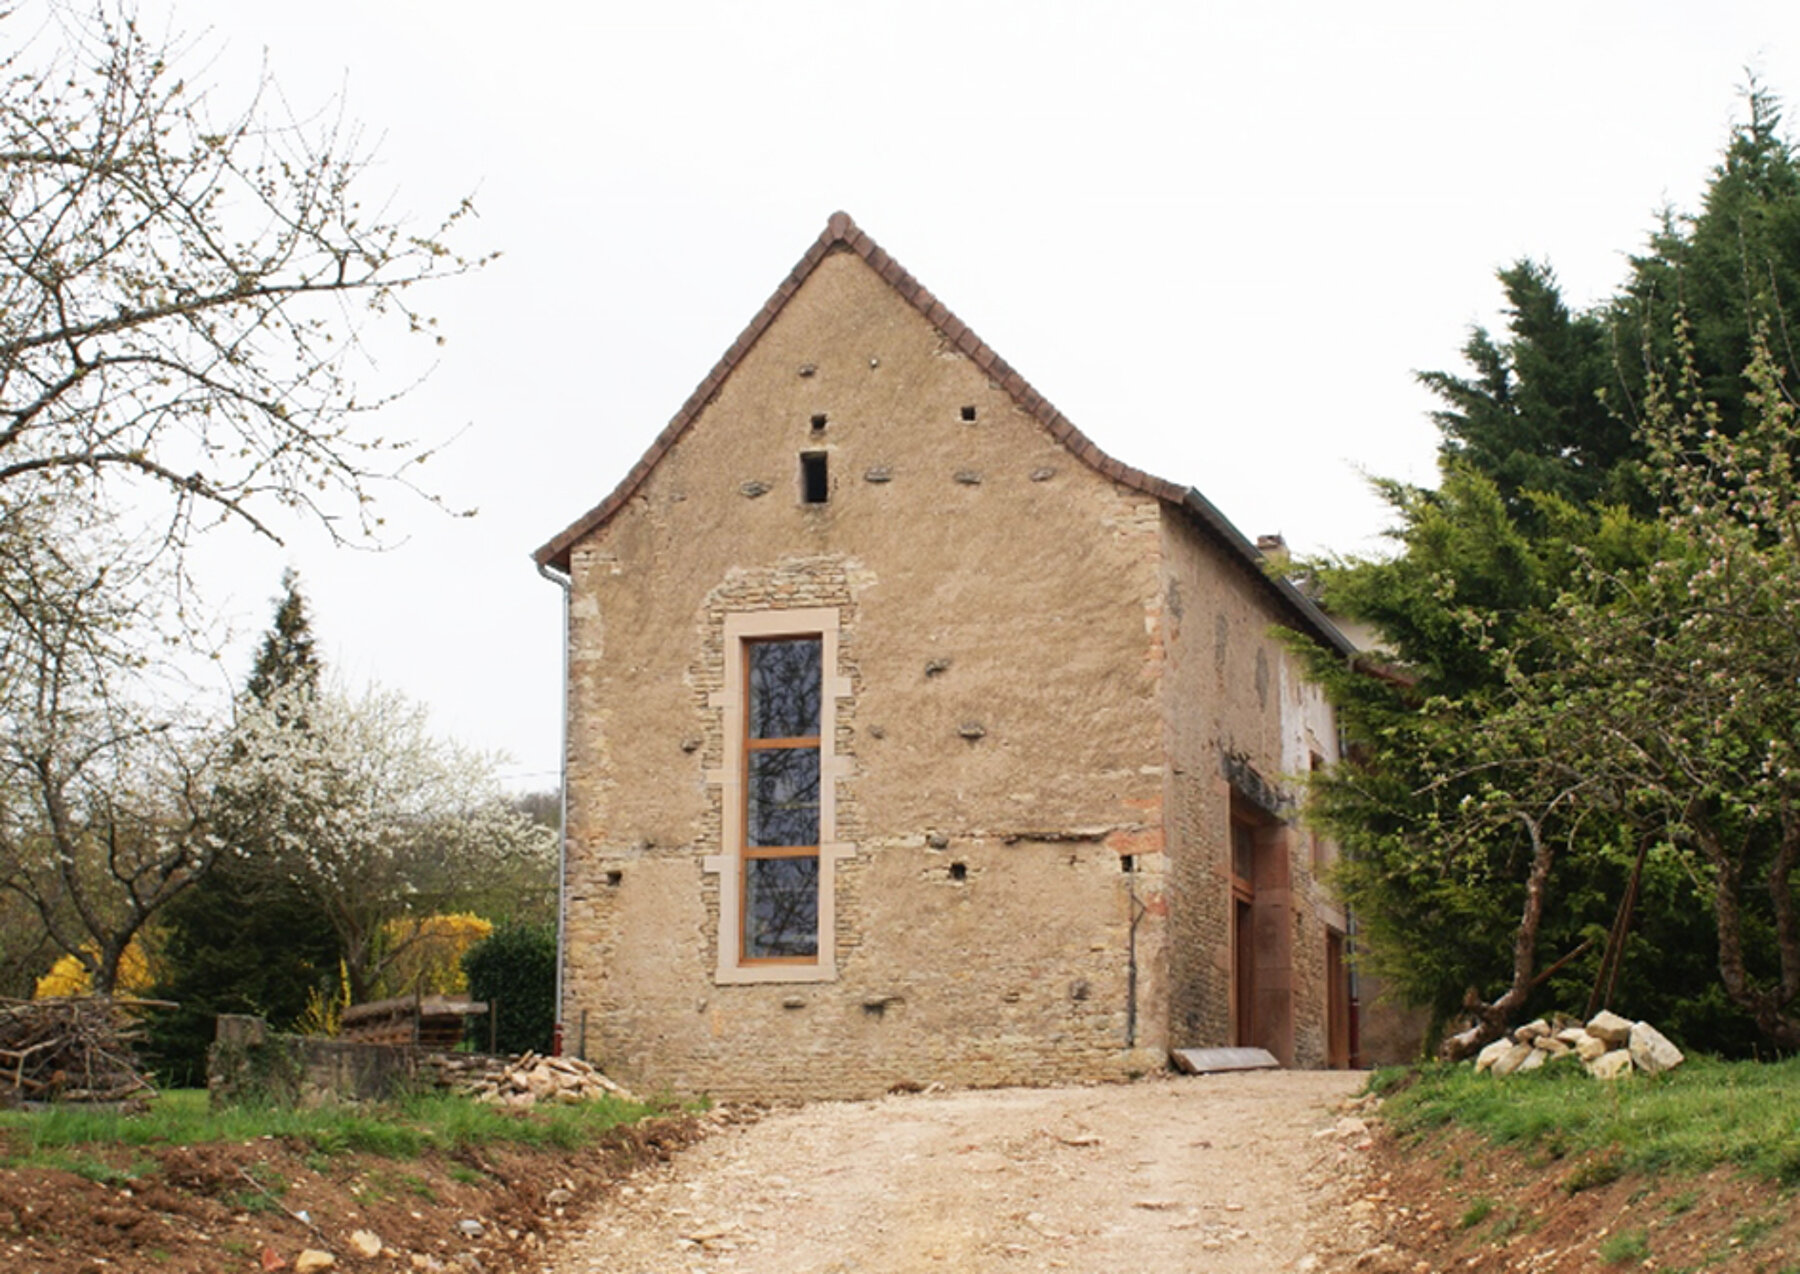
[0,996,156,1104]
[437,1050,638,1107]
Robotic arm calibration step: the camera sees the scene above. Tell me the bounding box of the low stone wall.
[207,1015,636,1109]
[207,1015,422,1107]
[208,1015,524,1107]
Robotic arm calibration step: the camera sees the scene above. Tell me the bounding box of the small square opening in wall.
[810,413,828,432]
[800,451,829,504]
[960,405,977,422]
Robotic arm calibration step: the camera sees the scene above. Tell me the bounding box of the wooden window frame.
[739,636,822,965]
[702,608,853,984]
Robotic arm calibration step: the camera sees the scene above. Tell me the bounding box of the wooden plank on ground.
[1170,1047,1281,1075]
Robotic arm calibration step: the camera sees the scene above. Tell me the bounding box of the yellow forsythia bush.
[34,937,158,998]
[371,912,493,1000]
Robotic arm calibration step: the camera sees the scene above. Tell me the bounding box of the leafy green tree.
[1619,84,1800,432]
[1425,86,1800,529]
[1292,474,1654,1050]
[1303,91,1800,1054]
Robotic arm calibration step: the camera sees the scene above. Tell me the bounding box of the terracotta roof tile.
[532,212,1351,655]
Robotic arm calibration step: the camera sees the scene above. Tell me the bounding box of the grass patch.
[1599,1228,1650,1264]
[1484,1205,1526,1242]
[1457,1196,1495,1229]
[49,1154,157,1186]
[228,1161,288,1214]
[1732,1213,1778,1246]
[1378,1054,1800,1185]
[1562,1150,1624,1194]
[0,1087,666,1171]
[358,1168,439,1204]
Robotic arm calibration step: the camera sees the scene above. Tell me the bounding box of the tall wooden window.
[742,637,822,961]
[705,607,849,984]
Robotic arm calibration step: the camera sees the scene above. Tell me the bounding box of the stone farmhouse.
[533,213,1359,1101]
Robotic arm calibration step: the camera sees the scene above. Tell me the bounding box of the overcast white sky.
[90,1,1800,787]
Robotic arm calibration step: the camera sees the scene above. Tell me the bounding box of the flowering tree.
[0,529,222,995]
[0,1,484,558]
[1543,328,1800,1049]
[0,0,490,1007]
[219,679,554,1003]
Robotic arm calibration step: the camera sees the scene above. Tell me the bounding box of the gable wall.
[560,250,1171,1099]
[1157,508,1344,1065]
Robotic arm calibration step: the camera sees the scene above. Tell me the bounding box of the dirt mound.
[1339,1122,1800,1271]
[0,1110,714,1274]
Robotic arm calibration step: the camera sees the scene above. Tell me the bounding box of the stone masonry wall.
[1156,509,1345,1068]
[560,248,1169,1101]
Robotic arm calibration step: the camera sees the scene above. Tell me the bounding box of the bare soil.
[1345,1121,1800,1273]
[0,1112,706,1274]
[9,1071,1793,1272]
[541,1070,1371,1274]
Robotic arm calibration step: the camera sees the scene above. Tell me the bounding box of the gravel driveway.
[544,1070,1372,1274]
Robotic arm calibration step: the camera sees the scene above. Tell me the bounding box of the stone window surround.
[703,607,854,984]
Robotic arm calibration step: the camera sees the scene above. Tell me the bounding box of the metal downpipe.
[536,560,573,1057]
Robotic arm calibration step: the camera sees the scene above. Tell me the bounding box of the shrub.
[461,922,555,1055]
[35,938,158,998]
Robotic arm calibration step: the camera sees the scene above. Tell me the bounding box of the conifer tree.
[148,573,341,1084]
[1298,90,1800,1054]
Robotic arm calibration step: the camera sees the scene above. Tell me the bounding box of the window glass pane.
[748,639,821,738]
[745,855,819,959]
[747,747,820,847]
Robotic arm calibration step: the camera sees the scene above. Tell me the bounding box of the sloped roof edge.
[533,212,1353,656]
[1176,486,1357,658]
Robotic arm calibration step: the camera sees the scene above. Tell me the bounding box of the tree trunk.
[1704,823,1800,1053]
[1440,811,1555,1061]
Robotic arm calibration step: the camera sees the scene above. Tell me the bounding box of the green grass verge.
[1375,1054,1800,1184]
[0,1087,666,1170]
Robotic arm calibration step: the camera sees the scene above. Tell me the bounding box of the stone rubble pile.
[434,1050,639,1107]
[1473,1009,1684,1079]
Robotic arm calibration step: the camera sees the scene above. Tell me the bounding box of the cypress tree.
[146,571,343,1086]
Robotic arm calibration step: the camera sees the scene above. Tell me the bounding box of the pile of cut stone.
[442,1051,639,1106]
[1474,1010,1684,1080]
